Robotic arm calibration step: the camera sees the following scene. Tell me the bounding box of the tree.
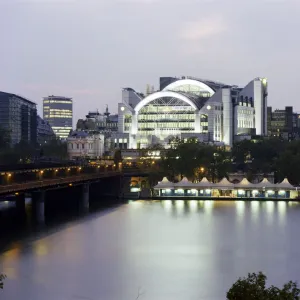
[227,272,300,300]
[0,274,6,289]
[113,149,123,168]
[41,138,68,159]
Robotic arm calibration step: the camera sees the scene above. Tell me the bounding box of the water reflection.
[204,200,214,215]
[175,200,185,216]
[189,200,198,213]
[236,200,245,221]
[0,199,299,300]
[250,200,260,222]
[266,201,275,225]
[162,200,172,214]
[277,201,287,225]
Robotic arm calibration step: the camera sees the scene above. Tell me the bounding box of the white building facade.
[117,77,268,148]
[67,132,105,159]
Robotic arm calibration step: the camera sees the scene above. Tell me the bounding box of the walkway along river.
[1,199,300,300]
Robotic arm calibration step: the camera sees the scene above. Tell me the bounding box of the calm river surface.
[1,200,300,300]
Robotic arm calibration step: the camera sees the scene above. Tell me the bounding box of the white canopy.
[216,177,234,189]
[153,177,174,189]
[194,177,214,188]
[277,178,295,190]
[235,178,254,189]
[174,177,195,188]
[255,178,275,189]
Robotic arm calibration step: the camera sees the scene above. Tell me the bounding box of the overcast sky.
[1,0,299,124]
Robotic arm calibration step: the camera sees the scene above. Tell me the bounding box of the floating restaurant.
[154,177,298,199]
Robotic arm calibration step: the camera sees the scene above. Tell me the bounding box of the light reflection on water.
[0,200,300,300]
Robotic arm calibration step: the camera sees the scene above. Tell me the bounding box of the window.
[77,144,79,149]
[82,143,84,149]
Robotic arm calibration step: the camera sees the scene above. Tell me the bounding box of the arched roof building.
[116,76,268,149]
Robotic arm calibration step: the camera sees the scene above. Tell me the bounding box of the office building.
[43,95,73,139]
[117,76,268,148]
[0,91,37,146]
[267,106,299,140]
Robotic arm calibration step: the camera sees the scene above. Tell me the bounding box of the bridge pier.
[15,194,26,219]
[32,191,45,224]
[80,183,90,213]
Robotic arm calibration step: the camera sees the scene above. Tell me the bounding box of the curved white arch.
[134,91,198,113]
[163,79,215,96]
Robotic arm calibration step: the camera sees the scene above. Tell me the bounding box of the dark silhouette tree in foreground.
[227,272,300,300]
[0,274,6,289]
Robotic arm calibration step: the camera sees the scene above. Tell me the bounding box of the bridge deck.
[0,171,122,196]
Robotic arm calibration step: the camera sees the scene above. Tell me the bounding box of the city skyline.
[1,0,300,123]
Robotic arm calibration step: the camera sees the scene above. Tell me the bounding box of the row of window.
[43,100,72,104]
[138,123,194,128]
[237,109,253,115]
[138,114,195,121]
[69,143,94,150]
[237,119,253,128]
[239,102,252,107]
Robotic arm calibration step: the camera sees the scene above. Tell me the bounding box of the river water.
[1,199,300,300]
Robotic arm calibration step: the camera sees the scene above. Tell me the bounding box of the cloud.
[179,15,227,41]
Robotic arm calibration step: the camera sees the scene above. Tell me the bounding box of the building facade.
[0,91,37,146]
[37,115,55,144]
[43,95,73,139]
[267,106,299,140]
[117,76,268,148]
[67,131,105,159]
[76,107,118,134]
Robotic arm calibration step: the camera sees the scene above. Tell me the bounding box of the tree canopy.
[155,137,300,185]
[227,272,300,300]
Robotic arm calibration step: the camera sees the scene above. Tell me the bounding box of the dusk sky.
[1,0,299,124]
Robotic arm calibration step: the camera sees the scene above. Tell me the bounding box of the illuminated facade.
[43,95,73,139]
[117,76,268,148]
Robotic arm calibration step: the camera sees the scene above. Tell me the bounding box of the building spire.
[104,104,110,117]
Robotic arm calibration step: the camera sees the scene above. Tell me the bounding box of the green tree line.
[154,137,300,184]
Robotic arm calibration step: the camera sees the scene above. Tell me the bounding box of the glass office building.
[43,95,73,139]
[0,91,37,146]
